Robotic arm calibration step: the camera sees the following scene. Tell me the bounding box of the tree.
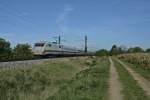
[119,45,128,53]
[13,44,33,60]
[127,47,143,53]
[0,38,12,61]
[95,49,109,56]
[146,48,150,52]
[109,45,120,55]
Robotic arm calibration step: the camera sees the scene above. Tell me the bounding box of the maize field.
[118,53,150,70]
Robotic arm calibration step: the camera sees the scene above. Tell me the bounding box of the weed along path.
[116,58,150,96]
[108,57,123,100]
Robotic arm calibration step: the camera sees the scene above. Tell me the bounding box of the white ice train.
[32,41,86,57]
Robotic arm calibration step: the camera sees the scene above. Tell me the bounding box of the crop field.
[118,53,150,70]
[118,53,150,81]
[112,57,150,100]
[0,55,150,100]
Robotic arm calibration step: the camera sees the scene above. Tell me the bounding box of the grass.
[120,60,150,81]
[47,57,110,100]
[0,57,90,100]
[112,57,150,100]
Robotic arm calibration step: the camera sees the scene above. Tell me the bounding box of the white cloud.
[56,4,74,33]
[64,4,74,12]
[19,12,29,17]
[0,32,14,39]
[56,4,74,23]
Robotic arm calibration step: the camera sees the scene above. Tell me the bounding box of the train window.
[35,43,45,47]
[46,44,51,47]
[48,44,51,47]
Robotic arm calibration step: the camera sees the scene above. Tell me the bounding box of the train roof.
[35,41,58,44]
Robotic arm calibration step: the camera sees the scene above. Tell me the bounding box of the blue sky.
[0,0,150,51]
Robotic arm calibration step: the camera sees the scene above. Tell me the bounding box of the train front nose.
[32,43,45,55]
[33,47,43,55]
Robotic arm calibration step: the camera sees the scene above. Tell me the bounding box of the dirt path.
[116,58,150,96]
[108,57,123,100]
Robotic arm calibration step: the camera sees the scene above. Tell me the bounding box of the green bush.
[0,37,33,61]
[13,44,33,60]
[127,47,144,53]
[95,49,109,57]
[146,48,150,52]
[0,38,12,61]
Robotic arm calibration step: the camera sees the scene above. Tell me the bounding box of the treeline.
[1,37,150,61]
[95,45,150,57]
[0,37,33,61]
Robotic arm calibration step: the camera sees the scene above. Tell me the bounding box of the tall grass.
[48,57,110,100]
[0,57,89,100]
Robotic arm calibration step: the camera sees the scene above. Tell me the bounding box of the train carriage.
[32,41,85,57]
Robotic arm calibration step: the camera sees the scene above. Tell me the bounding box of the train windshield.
[35,43,45,47]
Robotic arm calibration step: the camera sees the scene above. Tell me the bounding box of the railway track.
[0,56,89,68]
[0,58,49,66]
[0,58,57,69]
